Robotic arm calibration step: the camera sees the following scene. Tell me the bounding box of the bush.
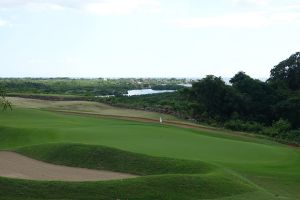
[275,130,300,144]
[261,127,278,137]
[262,119,292,138]
[287,130,300,144]
[224,120,263,133]
[272,118,292,134]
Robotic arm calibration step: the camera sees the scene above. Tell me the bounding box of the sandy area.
[0,151,137,181]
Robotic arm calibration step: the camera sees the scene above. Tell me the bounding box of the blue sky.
[0,0,300,78]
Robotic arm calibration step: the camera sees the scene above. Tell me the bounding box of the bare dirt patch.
[0,151,137,181]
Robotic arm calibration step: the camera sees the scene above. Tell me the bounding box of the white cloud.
[0,1,65,11]
[168,12,270,28]
[84,0,160,15]
[270,12,300,22]
[0,0,161,15]
[0,19,8,27]
[232,0,270,6]
[168,1,300,29]
[26,3,65,12]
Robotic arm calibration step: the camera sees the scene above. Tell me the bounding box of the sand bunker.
[0,151,137,181]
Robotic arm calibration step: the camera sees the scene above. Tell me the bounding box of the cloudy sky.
[0,0,299,78]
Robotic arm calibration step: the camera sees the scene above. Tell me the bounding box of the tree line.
[100,52,300,144]
[1,52,299,144]
[0,78,188,97]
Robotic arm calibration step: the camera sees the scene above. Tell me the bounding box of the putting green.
[0,108,299,199]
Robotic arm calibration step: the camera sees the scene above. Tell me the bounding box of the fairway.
[2,1,299,199]
[0,108,300,199]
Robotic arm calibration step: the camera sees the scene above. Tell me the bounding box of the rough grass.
[8,97,179,121]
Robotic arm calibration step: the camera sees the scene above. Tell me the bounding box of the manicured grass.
[0,108,300,199]
[3,143,257,200]
[0,173,256,200]
[0,109,293,164]
[16,143,214,175]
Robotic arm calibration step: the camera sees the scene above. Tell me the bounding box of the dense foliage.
[269,52,300,91]
[190,53,300,143]
[1,52,299,143]
[101,52,300,144]
[98,91,193,118]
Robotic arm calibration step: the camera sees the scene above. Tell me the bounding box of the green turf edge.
[49,108,289,148]
[15,143,215,176]
[2,142,265,199]
[0,173,257,200]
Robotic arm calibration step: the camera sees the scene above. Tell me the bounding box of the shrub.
[261,127,278,137]
[272,118,292,134]
[277,130,300,144]
[262,119,292,138]
[224,120,263,133]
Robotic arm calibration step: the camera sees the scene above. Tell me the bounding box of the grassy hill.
[0,108,299,199]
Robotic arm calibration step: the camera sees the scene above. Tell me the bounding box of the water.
[178,83,192,87]
[126,89,175,96]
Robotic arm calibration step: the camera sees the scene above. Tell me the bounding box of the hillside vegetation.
[99,52,300,144]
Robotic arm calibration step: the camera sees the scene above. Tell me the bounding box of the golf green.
[0,108,299,199]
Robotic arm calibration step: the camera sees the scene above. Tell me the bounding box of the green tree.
[267,52,300,128]
[272,118,292,134]
[268,52,300,91]
[274,95,300,128]
[230,71,278,124]
[190,75,241,122]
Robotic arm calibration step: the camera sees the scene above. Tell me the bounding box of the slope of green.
[0,173,256,200]
[0,109,293,164]
[0,108,299,199]
[4,143,257,199]
[16,143,214,175]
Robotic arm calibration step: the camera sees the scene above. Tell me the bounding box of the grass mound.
[2,109,297,199]
[8,143,258,199]
[16,143,214,175]
[0,174,256,200]
[0,169,256,200]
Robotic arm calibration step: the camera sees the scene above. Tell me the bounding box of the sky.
[0,0,300,78]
